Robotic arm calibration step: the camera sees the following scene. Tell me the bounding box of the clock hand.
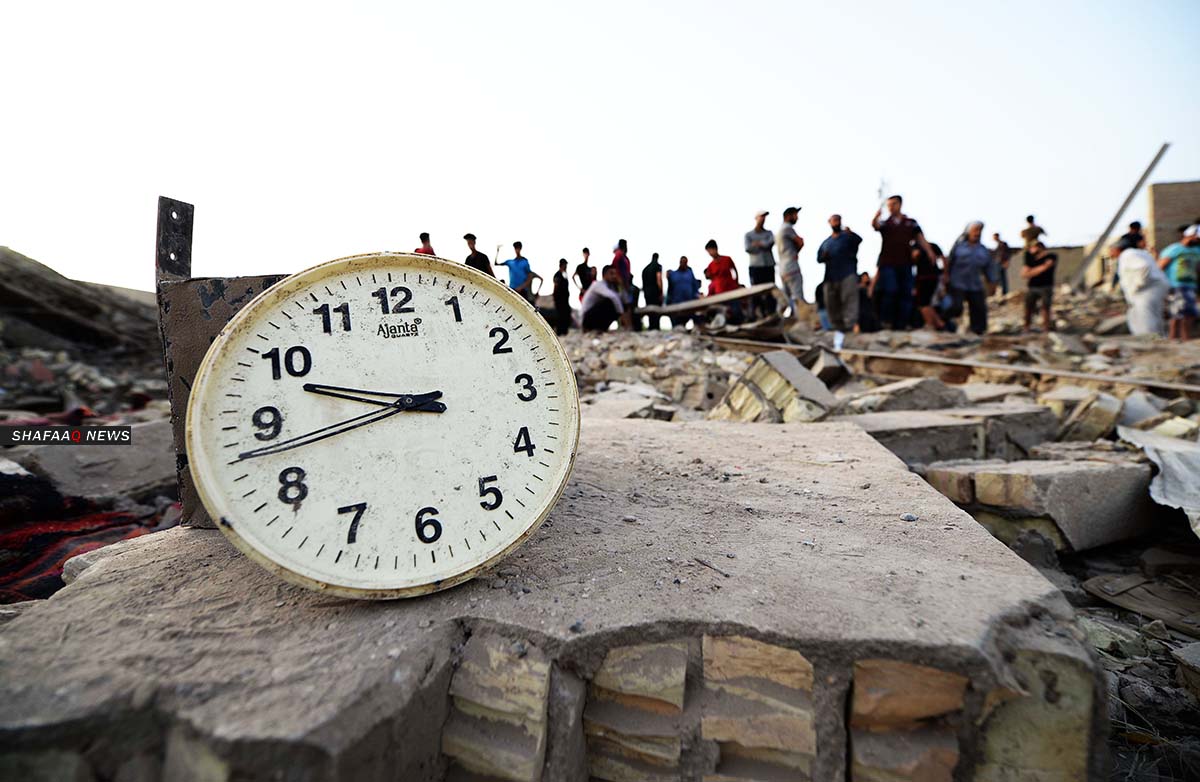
[235,393,442,461]
[302,384,446,412]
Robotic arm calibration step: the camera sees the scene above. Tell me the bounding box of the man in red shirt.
[414,232,435,256]
[703,239,739,295]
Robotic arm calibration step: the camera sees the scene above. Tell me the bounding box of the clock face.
[186,252,580,599]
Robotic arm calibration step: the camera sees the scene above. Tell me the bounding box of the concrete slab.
[829,410,984,468]
[937,402,1060,460]
[0,420,1105,781]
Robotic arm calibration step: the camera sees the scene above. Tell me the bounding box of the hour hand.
[302,383,445,413]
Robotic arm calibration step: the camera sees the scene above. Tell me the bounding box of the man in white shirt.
[581,265,629,332]
[1115,238,1169,336]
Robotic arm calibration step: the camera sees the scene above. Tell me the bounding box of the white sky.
[3,1,1198,297]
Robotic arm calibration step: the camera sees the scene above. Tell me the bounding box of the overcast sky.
[3,1,1198,297]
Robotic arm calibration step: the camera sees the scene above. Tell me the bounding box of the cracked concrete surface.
[0,420,1106,780]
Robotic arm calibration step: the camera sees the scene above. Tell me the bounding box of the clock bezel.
[185,251,581,600]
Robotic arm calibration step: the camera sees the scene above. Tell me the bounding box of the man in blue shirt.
[816,214,862,333]
[496,241,542,305]
[1158,225,1200,341]
[665,256,702,328]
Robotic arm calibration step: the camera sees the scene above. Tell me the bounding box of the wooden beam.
[639,282,778,316]
[710,337,1200,396]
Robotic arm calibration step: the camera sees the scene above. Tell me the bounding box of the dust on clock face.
[186,253,580,598]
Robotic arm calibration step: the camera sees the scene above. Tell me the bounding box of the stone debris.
[707,350,835,423]
[1058,391,1123,441]
[924,458,1156,551]
[841,376,968,414]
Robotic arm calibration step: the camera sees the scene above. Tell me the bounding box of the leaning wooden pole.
[1072,142,1170,290]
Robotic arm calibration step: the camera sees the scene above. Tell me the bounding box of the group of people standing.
[1113,220,1200,340]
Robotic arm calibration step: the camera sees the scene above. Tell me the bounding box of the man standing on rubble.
[414,232,435,256]
[991,233,1011,295]
[816,215,861,336]
[641,253,664,330]
[667,256,701,327]
[1021,240,1057,333]
[462,234,494,277]
[1158,225,1200,341]
[1021,215,1045,249]
[872,195,941,330]
[1116,239,1169,336]
[553,259,572,336]
[744,211,777,318]
[497,241,541,305]
[573,248,595,302]
[776,206,805,309]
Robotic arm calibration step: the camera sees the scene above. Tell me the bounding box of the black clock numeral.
[263,346,312,380]
[514,426,535,457]
[338,502,367,544]
[252,406,283,441]
[445,296,462,323]
[514,373,537,401]
[278,467,308,505]
[491,326,512,354]
[478,475,503,510]
[372,286,415,314]
[313,303,351,333]
[415,506,442,544]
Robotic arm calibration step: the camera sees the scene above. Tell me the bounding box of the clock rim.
[185,251,581,600]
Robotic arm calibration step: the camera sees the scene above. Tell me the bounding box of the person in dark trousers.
[871,195,941,330]
[1021,240,1057,333]
[581,265,628,331]
[815,214,861,333]
[744,210,776,318]
[991,233,1011,295]
[944,221,992,335]
[641,253,664,330]
[912,241,946,330]
[462,233,495,277]
[666,256,701,327]
[573,247,595,302]
[856,272,881,333]
[552,259,572,335]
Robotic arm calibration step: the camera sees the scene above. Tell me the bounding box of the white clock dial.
[186,253,580,599]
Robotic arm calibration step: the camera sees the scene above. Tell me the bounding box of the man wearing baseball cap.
[744,210,776,318]
[776,206,805,308]
[1158,224,1200,340]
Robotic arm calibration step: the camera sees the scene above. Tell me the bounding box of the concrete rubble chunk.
[1037,385,1095,420]
[799,346,850,387]
[842,377,968,414]
[960,383,1032,404]
[1171,643,1200,701]
[10,418,174,503]
[830,410,984,468]
[1028,440,1148,465]
[0,420,1103,781]
[1118,390,1167,426]
[924,458,1156,551]
[938,403,1060,460]
[708,351,835,423]
[1131,412,1200,440]
[1058,391,1122,441]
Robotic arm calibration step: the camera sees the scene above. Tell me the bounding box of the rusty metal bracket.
[155,197,286,528]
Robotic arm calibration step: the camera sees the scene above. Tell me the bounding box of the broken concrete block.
[0,420,1104,782]
[975,642,1096,782]
[1132,412,1200,440]
[939,402,1060,460]
[960,383,1031,404]
[850,659,967,730]
[1119,390,1167,426]
[970,459,1155,551]
[593,641,688,711]
[800,345,851,387]
[1057,391,1122,441]
[850,728,958,782]
[708,351,834,423]
[830,411,984,468]
[11,419,175,504]
[444,633,551,781]
[843,377,968,414]
[1172,643,1200,701]
[701,635,816,778]
[673,376,728,411]
[1036,385,1094,419]
[1028,439,1147,465]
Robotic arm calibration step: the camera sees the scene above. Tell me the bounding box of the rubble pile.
[1,250,178,602]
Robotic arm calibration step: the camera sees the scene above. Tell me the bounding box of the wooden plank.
[639,282,778,316]
[710,337,1200,397]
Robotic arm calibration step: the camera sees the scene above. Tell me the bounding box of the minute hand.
[236,393,442,462]
[303,383,445,412]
